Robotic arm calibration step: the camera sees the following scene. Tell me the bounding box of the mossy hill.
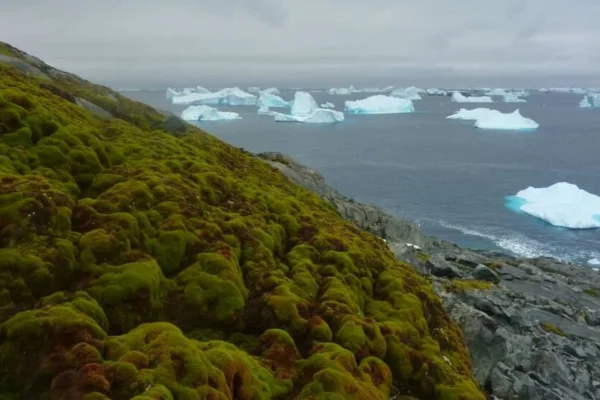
[0,42,484,399]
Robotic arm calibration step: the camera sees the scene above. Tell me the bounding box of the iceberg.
[257,92,290,108]
[590,93,600,107]
[345,95,414,114]
[181,105,241,121]
[503,93,527,103]
[273,109,344,123]
[589,258,600,266]
[329,88,351,95]
[506,182,600,229]
[426,88,448,96]
[247,87,261,93]
[257,105,275,116]
[291,91,319,116]
[166,87,179,99]
[196,86,211,94]
[321,102,335,108]
[485,88,511,96]
[474,109,539,130]
[261,87,280,95]
[172,87,257,106]
[391,87,423,100]
[451,91,493,103]
[579,96,592,108]
[446,108,500,121]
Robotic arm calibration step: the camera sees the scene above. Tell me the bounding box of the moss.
[583,288,600,298]
[0,47,484,399]
[444,279,494,293]
[540,323,568,337]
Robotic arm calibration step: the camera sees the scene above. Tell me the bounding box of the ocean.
[122,89,600,266]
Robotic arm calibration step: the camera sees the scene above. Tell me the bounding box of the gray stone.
[426,255,464,278]
[75,98,113,119]
[0,55,50,79]
[473,264,500,283]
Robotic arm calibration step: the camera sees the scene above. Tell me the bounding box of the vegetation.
[540,323,568,337]
[444,279,495,294]
[0,43,484,399]
[583,288,600,298]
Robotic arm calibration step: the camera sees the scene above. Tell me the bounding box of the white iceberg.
[391,87,423,100]
[291,91,319,116]
[257,92,290,108]
[195,86,211,94]
[452,91,493,103]
[345,95,414,114]
[427,88,448,96]
[589,258,600,266]
[539,88,549,92]
[257,105,275,116]
[172,87,257,106]
[261,87,280,95]
[503,93,527,103]
[247,87,261,93]
[329,87,351,95]
[166,87,179,99]
[579,96,592,108]
[485,88,511,96]
[506,182,600,229]
[321,102,335,108]
[446,108,500,121]
[474,109,539,130]
[590,93,600,107]
[181,105,241,121]
[273,109,344,123]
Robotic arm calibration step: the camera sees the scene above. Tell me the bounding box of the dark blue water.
[123,89,600,265]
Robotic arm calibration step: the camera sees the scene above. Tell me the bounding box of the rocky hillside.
[260,152,600,400]
[0,43,484,399]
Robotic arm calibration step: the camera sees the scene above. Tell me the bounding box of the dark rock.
[164,115,188,135]
[39,83,77,104]
[426,255,464,278]
[473,265,500,283]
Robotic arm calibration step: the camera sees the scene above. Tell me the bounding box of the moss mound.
[0,43,484,399]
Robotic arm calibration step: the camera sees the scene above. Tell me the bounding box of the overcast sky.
[1,0,599,87]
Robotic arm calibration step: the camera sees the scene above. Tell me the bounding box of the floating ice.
[474,109,539,130]
[485,88,511,96]
[181,105,241,121]
[257,105,275,116]
[446,108,500,121]
[503,93,527,103]
[247,87,260,93]
[345,95,414,114]
[579,96,592,108]
[506,182,600,229]
[273,109,344,123]
[321,102,335,108]
[257,92,290,108]
[291,91,319,116]
[451,91,493,103]
[329,87,351,95]
[196,86,211,94]
[261,87,280,95]
[172,87,257,106]
[588,93,600,107]
[391,87,423,100]
[166,87,179,99]
[427,88,448,96]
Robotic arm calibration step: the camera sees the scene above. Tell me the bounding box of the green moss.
[583,288,600,298]
[0,47,484,399]
[444,279,495,293]
[541,323,568,337]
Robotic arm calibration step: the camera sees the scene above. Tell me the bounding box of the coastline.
[258,151,600,400]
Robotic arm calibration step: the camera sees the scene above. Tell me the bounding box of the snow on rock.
[451,91,493,103]
[181,105,241,121]
[503,93,527,103]
[257,92,290,108]
[474,109,539,130]
[261,87,280,95]
[321,102,335,108]
[391,87,423,100]
[273,109,344,123]
[345,95,414,114]
[291,91,319,116]
[506,182,600,229]
[446,108,500,121]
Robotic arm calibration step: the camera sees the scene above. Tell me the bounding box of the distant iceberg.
[446,108,499,121]
[451,91,493,103]
[321,102,335,108]
[475,109,539,130]
[291,91,319,116]
[427,88,448,96]
[166,87,179,99]
[503,93,527,103]
[181,105,241,121]
[257,92,290,108]
[273,109,344,123]
[247,87,261,93]
[506,182,600,229]
[391,87,423,100]
[485,88,511,96]
[196,86,211,94]
[579,96,592,108]
[172,87,257,106]
[257,105,275,116]
[329,87,352,95]
[261,87,280,95]
[345,95,414,114]
[589,258,600,266]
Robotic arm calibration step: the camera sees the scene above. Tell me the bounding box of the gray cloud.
[0,0,598,87]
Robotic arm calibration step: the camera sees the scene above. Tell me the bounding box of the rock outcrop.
[261,152,600,400]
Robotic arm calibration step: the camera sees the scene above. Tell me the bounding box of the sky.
[1,0,599,88]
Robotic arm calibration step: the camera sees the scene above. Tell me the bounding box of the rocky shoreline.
[258,152,600,400]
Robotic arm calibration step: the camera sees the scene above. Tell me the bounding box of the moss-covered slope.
[0,43,484,399]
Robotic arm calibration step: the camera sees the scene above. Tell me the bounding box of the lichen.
[0,45,484,399]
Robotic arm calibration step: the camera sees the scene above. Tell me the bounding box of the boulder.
[426,255,464,278]
[473,265,500,283]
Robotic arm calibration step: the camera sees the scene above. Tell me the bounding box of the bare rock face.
[259,152,600,400]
